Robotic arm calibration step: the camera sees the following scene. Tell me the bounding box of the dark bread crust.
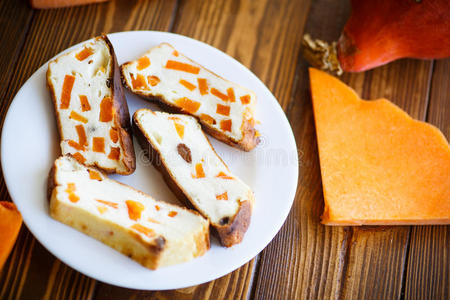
[46,35,135,175]
[120,64,259,152]
[102,35,136,174]
[214,199,252,247]
[133,109,252,247]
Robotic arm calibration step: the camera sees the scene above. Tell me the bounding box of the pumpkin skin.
[337,0,450,72]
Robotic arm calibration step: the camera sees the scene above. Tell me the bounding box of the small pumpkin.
[303,0,450,74]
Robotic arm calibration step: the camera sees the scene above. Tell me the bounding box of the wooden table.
[0,0,448,299]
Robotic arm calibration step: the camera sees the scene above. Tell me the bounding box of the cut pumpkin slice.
[0,201,22,269]
[309,68,450,225]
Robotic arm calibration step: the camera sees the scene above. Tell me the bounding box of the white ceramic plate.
[1,31,298,290]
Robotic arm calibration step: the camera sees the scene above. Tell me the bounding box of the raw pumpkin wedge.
[0,201,22,269]
[309,68,450,225]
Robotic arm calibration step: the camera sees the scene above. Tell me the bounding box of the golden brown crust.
[196,227,211,254]
[133,110,252,247]
[46,35,136,175]
[47,162,58,202]
[127,229,165,269]
[214,198,252,247]
[120,64,259,152]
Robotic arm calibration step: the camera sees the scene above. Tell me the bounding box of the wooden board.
[253,1,349,298]
[0,0,447,299]
[94,0,311,298]
[252,0,437,299]
[404,59,449,300]
[0,1,176,299]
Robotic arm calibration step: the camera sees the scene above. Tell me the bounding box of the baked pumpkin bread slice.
[47,35,135,174]
[48,155,210,269]
[133,109,254,247]
[121,43,259,151]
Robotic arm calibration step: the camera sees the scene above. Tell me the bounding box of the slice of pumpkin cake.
[133,109,254,247]
[48,155,210,269]
[121,43,259,151]
[47,35,135,174]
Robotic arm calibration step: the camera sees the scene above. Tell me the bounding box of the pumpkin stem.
[302,34,343,76]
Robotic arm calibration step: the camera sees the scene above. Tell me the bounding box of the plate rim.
[0,30,299,290]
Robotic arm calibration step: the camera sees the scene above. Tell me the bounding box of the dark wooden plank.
[252,0,434,298]
[404,58,449,300]
[0,0,34,237]
[95,259,255,300]
[0,228,35,300]
[0,1,177,299]
[404,226,449,300]
[253,0,349,298]
[0,0,34,102]
[94,0,311,298]
[168,0,311,296]
[426,59,449,138]
[172,0,311,110]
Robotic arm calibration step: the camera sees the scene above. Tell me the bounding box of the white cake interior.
[135,109,254,224]
[48,38,128,172]
[50,156,209,268]
[122,43,256,142]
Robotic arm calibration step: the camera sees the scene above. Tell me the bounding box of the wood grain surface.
[252,1,349,298]
[0,0,448,299]
[404,59,449,300]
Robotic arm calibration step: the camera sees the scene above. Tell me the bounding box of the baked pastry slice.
[121,43,259,151]
[133,109,254,247]
[48,155,210,269]
[47,35,135,174]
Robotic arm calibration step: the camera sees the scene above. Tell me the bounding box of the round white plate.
[1,31,298,290]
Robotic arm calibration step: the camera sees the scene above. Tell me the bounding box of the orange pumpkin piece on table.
[309,68,450,225]
[0,201,22,269]
[30,0,108,9]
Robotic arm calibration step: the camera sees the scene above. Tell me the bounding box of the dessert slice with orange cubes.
[120,43,259,151]
[48,155,210,269]
[47,35,135,175]
[133,109,254,247]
